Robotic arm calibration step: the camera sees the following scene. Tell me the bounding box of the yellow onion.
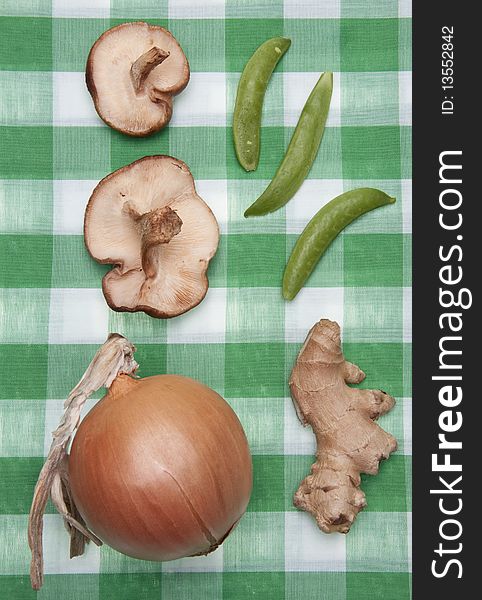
[68,373,252,561]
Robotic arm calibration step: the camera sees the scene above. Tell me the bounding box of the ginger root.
[289,319,397,533]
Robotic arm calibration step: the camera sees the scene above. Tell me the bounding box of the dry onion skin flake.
[28,334,252,590]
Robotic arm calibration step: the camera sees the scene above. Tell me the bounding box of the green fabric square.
[110,0,168,19]
[225,19,283,73]
[0,400,45,457]
[282,19,341,72]
[0,235,52,287]
[162,574,222,600]
[343,234,404,287]
[110,128,169,173]
[228,398,284,455]
[346,512,409,572]
[0,289,50,344]
[227,126,286,180]
[224,343,285,398]
[54,128,111,180]
[99,573,162,599]
[286,233,344,288]
[166,344,224,394]
[342,342,404,398]
[341,126,401,179]
[0,457,44,514]
[0,72,52,126]
[0,345,48,399]
[344,287,403,343]
[0,180,53,235]
[168,20,225,72]
[284,455,313,511]
[341,1,399,18]
[341,72,399,127]
[223,512,284,571]
[223,572,285,600]
[346,572,410,600]
[0,127,53,180]
[170,127,226,179]
[248,455,285,512]
[53,17,110,71]
[226,0,284,18]
[226,288,284,343]
[285,573,346,600]
[227,180,286,235]
[47,344,101,399]
[135,343,168,379]
[51,236,107,288]
[227,234,285,288]
[0,576,36,600]
[361,455,407,512]
[340,19,399,72]
[0,17,51,71]
[41,575,100,600]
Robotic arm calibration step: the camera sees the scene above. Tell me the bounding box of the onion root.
[28,334,139,590]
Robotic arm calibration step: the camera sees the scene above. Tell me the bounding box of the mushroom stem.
[124,203,183,278]
[131,46,170,93]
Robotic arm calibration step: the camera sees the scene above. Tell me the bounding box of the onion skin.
[68,374,252,561]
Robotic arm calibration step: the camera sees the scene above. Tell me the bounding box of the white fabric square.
[284,72,341,128]
[52,0,110,18]
[53,180,98,235]
[53,72,103,127]
[284,397,316,455]
[43,514,101,574]
[285,287,344,344]
[162,546,223,572]
[399,71,412,126]
[196,180,228,234]
[403,286,411,343]
[167,288,226,344]
[48,289,109,344]
[399,0,412,18]
[283,0,341,18]
[168,0,225,19]
[171,73,226,127]
[285,512,346,571]
[285,179,344,234]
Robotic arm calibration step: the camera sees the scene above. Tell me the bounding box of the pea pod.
[245,71,333,217]
[233,37,291,172]
[283,188,396,300]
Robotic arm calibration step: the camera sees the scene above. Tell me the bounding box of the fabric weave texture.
[0,1,412,598]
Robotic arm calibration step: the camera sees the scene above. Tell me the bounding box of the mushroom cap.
[84,156,219,318]
[86,22,190,136]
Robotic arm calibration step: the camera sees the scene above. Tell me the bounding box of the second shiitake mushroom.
[84,156,219,318]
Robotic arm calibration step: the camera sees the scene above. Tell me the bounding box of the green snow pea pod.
[233,37,291,172]
[283,188,396,300]
[245,71,333,217]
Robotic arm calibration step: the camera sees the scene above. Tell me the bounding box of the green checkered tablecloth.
[0,1,412,598]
